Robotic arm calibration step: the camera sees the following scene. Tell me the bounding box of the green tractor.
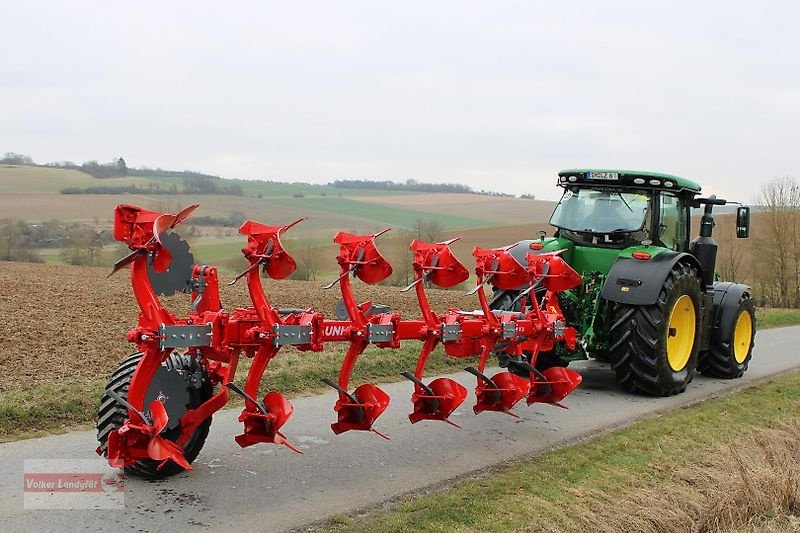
[491,169,756,396]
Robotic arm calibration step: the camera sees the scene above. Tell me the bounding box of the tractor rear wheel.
[97,351,213,478]
[608,262,702,396]
[699,294,755,378]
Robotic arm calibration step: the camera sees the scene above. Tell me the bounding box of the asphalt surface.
[1,326,799,532]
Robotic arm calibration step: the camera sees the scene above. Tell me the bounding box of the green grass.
[0,165,156,194]
[323,372,800,533]
[232,180,415,198]
[0,378,109,441]
[189,239,248,264]
[756,308,800,329]
[284,196,488,229]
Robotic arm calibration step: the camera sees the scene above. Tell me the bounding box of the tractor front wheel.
[699,294,755,378]
[608,262,702,396]
[97,352,213,478]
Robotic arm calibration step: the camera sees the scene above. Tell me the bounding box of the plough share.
[97,204,583,477]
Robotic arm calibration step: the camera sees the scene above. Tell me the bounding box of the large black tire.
[608,262,702,396]
[97,352,213,478]
[699,294,755,378]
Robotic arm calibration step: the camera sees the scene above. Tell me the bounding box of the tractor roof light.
[664,181,673,188]
[633,178,646,185]
[568,176,578,182]
[632,251,651,261]
[649,179,661,186]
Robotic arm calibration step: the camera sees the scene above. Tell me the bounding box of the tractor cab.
[550,169,701,252]
[491,168,755,398]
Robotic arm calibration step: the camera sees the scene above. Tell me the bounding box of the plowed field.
[0,261,473,392]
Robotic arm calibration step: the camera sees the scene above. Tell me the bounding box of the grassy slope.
[284,196,489,229]
[0,166,405,197]
[0,165,153,193]
[325,371,800,533]
[0,166,507,236]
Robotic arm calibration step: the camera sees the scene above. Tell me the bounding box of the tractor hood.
[507,237,672,279]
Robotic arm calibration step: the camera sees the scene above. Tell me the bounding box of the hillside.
[0,165,555,234]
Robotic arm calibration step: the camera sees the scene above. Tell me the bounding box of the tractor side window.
[659,193,688,251]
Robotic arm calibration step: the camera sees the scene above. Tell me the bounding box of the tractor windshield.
[550,187,650,234]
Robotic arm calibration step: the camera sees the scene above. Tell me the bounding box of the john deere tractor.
[491,169,755,396]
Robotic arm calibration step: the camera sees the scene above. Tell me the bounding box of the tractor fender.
[710,282,752,341]
[601,252,702,306]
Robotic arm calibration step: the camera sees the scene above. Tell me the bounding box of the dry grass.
[324,373,800,533]
[581,421,800,533]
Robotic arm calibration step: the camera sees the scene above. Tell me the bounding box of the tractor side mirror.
[736,206,750,238]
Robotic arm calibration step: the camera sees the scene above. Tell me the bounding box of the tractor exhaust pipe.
[690,195,726,289]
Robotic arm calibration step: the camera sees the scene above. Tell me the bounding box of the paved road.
[2,326,799,532]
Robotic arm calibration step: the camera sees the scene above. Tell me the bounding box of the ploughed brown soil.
[0,261,474,392]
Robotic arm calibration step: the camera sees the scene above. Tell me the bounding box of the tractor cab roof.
[557,169,702,194]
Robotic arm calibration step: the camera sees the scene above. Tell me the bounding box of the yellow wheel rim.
[666,295,696,372]
[733,311,753,364]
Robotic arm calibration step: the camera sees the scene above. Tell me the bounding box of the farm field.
[0,166,555,238]
[357,193,556,226]
[0,165,408,197]
[0,261,475,393]
[0,165,153,193]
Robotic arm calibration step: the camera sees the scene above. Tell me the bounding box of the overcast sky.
[2,1,798,201]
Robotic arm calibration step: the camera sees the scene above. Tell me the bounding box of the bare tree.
[291,239,321,281]
[412,218,443,243]
[388,229,416,287]
[715,214,748,283]
[757,177,800,307]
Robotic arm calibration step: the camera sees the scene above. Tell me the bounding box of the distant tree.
[756,177,800,307]
[388,229,416,287]
[0,218,43,263]
[1,152,35,165]
[116,157,128,176]
[227,211,247,228]
[412,218,443,243]
[715,214,748,284]
[292,240,321,281]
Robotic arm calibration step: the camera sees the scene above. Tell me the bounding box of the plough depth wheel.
[97,352,213,478]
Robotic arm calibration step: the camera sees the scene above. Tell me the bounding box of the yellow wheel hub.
[733,311,753,364]
[666,295,696,372]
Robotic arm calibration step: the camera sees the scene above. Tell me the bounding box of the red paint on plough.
[99,204,583,475]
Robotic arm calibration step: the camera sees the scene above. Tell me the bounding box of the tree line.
[330,178,514,197]
[60,176,243,196]
[5,151,521,198]
[0,218,116,266]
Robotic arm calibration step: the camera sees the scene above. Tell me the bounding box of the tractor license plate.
[586,171,619,180]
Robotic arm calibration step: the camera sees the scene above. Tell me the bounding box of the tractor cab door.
[656,192,690,252]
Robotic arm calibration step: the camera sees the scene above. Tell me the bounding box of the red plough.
[97,204,583,477]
